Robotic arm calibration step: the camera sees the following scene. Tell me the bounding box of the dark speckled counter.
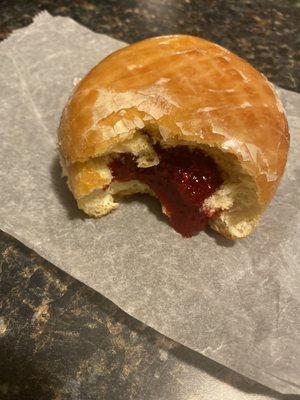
[1,0,299,91]
[0,1,299,399]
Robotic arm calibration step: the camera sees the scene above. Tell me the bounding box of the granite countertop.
[1,0,299,91]
[0,1,299,399]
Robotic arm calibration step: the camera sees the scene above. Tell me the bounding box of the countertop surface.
[0,1,299,399]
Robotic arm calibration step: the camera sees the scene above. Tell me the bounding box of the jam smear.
[109,146,222,237]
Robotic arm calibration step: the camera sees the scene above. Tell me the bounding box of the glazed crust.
[58,34,289,211]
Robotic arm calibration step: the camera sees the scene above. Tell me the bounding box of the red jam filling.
[109,146,222,237]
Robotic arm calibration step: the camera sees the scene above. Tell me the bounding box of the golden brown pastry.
[58,35,289,239]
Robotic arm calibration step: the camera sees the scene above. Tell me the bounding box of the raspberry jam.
[109,146,222,237]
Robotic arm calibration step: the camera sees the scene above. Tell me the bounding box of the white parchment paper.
[0,12,299,395]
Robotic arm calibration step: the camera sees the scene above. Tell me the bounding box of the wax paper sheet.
[0,12,299,395]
